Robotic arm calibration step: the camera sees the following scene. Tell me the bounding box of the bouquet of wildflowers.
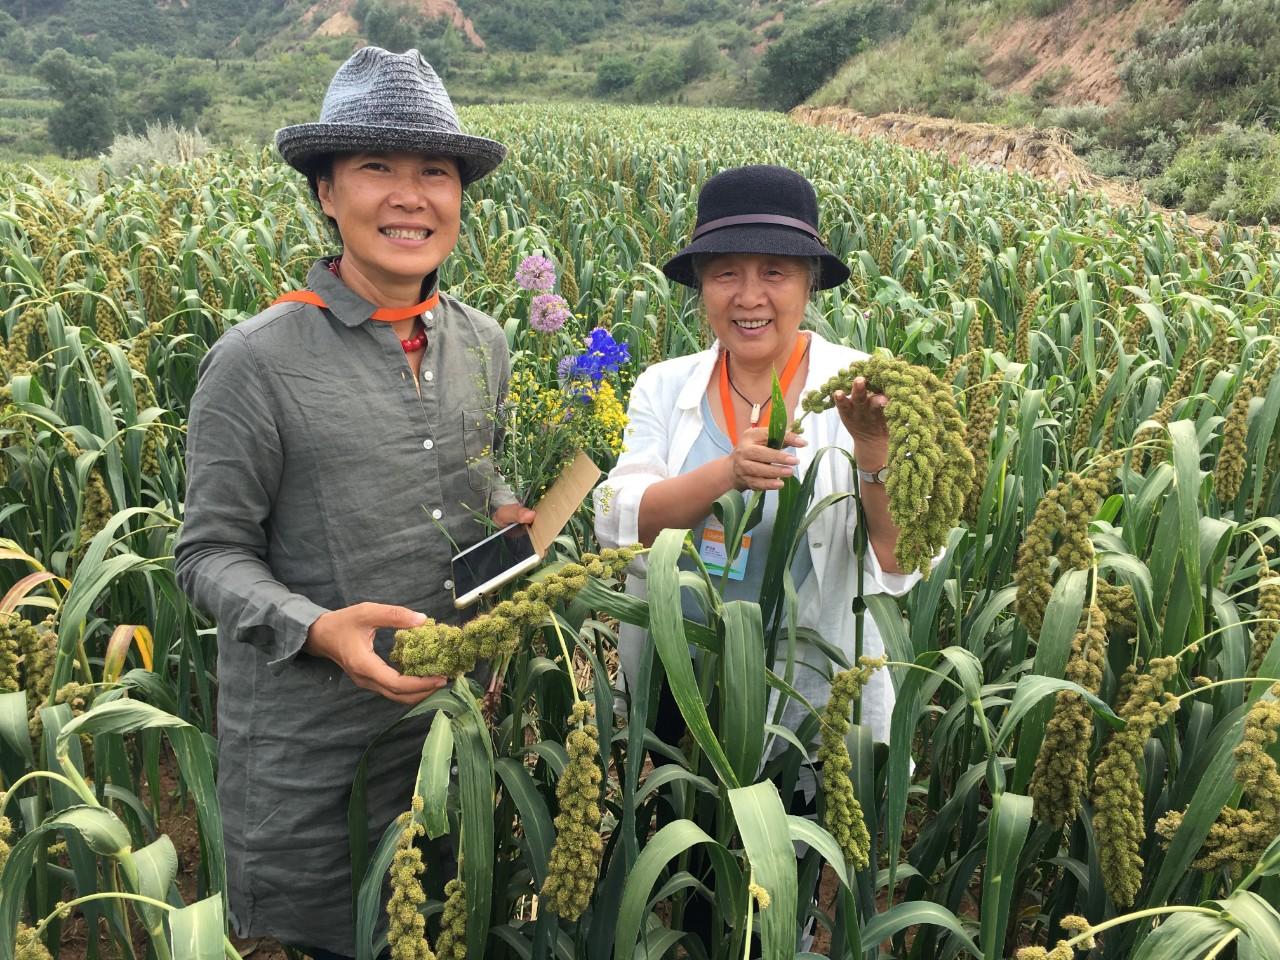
[498,255,630,505]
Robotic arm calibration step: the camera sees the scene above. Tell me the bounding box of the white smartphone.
[451,523,542,609]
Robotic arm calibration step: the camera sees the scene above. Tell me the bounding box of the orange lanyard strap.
[717,333,810,446]
[271,288,440,322]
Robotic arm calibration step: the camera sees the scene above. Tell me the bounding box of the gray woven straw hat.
[276,46,506,186]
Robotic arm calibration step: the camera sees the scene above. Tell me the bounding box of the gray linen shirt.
[174,258,515,954]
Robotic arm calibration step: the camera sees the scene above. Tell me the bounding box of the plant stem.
[1201,928,1240,960]
[0,770,84,812]
[549,612,580,705]
[1174,675,1280,704]
[32,891,173,938]
[1063,905,1224,948]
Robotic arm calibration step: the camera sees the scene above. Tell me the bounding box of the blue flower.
[567,327,630,383]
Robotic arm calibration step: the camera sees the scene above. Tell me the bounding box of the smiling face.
[317,151,462,300]
[698,253,812,366]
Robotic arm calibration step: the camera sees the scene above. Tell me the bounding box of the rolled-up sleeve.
[174,329,328,667]
[593,366,671,551]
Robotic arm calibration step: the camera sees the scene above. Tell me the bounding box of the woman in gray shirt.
[174,47,532,958]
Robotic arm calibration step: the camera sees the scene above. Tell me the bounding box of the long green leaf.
[455,688,496,960]
[720,600,766,784]
[0,691,33,766]
[494,757,554,888]
[1129,911,1235,960]
[167,894,225,960]
[981,792,1032,960]
[994,675,1123,749]
[62,698,225,900]
[646,528,739,787]
[417,710,454,840]
[729,782,798,960]
[859,901,982,959]
[613,820,741,960]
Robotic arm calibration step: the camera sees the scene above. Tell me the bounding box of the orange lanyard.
[717,333,810,446]
[271,288,440,322]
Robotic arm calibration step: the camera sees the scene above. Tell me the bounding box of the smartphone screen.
[451,523,539,607]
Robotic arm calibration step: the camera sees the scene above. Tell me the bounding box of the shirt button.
[443,578,454,590]
[422,439,434,450]
[431,509,443,520]
[423,370,434,382]
[424,310,434,321]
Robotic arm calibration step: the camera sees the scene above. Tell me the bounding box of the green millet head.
[433,871,468,960]
[1090,657,1180,907]
[14,925,54,960]
[386,809,435,960]
[1030,605,1108,828]
[391,550,635,678]
[539,698,605,920]
[1249,564,1279,674]
[799,357,973,577]
[816,658,884,868]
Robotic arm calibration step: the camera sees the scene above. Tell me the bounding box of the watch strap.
[857,465,889,484]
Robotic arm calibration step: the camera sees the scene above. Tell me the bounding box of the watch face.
[876,466,890,484]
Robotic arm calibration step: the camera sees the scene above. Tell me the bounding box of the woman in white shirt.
[594,164,925,747]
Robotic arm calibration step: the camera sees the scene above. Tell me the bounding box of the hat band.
[691,213,821,242]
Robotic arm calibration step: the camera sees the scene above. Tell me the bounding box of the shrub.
[595,55,638,96]
[99,120,210,174]
[758,0,897,109]
[634,47,683,101]
[1145,124,1280,222]
[680,29,719,82]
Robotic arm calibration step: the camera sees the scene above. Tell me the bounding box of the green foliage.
[353,0,462,75]
[1146,124,1280,222]
[758,0,896,108]
[594,55,638,96]
[464,0,613,50]
[680,28,720,83]
[34,47,114,157]
[634,47,684,102]
[812,22,1003,120]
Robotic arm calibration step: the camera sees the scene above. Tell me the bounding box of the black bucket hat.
[276,46,506,186]
[662,164,850,290]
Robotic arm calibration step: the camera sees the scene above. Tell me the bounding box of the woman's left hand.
[493,503,536,528]
[833,377,890,450]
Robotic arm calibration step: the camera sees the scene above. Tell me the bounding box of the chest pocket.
[462,405,499,493]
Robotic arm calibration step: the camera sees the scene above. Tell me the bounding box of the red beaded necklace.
[328,258,434,353]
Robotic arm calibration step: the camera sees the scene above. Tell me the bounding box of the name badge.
[700,517,750,581]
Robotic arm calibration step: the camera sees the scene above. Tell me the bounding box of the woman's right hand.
[729,427,806,491]
[304,603,447,704]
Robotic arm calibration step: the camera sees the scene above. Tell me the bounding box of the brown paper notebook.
[529,451,602,556]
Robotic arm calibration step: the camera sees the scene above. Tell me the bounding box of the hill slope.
[807,0,1280,222]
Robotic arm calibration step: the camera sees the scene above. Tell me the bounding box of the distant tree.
[680,28,718,82]
[634,47,683,101]
[135,67,213,128]
[35,47,116,157]
[758,0,895,109]
[595,55,638,95]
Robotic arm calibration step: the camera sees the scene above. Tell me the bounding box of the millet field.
[1,104,1279,960]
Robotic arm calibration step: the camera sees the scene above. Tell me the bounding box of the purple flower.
[529,293,571,333]
[515,254,556,292]
[557,355,577,381]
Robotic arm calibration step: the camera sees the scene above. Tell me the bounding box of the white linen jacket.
[593,332,924,745]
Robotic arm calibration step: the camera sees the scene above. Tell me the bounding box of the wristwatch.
[857,465,890,485]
